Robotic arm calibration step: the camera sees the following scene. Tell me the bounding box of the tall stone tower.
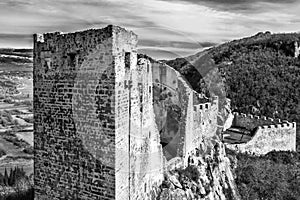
[34,25,164,200]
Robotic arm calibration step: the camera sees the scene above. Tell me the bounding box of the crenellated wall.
[187,96,218,160]
[232,112,282,130]
[227,113,296,155]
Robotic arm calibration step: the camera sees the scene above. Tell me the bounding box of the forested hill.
[165,32,300,150]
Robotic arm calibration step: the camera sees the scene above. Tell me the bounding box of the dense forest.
[226,149,300,200]
[209,32,299,124]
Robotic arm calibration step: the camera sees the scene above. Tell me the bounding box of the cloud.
[0,33,33,48]
[158,0,297,12]
[139,40,217,49]
[0,0,300,59]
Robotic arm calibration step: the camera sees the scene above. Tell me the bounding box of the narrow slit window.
[68,52,77,70]
[125,52,131,69]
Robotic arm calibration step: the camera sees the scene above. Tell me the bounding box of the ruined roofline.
[33,24,138,43]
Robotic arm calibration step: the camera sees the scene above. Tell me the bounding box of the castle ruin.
[34,25,296,200]
[223,112,296,155]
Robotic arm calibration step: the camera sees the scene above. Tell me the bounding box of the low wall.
[227,122,296,155]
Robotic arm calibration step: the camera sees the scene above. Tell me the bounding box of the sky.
[0,0,300,59]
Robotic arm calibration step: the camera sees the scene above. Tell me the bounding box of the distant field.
[0,62,32,73]
[16,131,33,147]
[0,157,33,175]
[0,48,33,78]
[0,49,34,177]
[0,120,33,176]
[0,48,32,58]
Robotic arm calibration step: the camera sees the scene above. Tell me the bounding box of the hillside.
[165,32,300,151]
[0,48,33,198]
[0,49,33,99]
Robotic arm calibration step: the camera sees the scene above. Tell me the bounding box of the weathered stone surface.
[34,25,242,200]
[226,112,296,155]
[154,141,239,200]
[34,25,164,200]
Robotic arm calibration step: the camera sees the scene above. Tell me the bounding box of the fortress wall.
[34,26,117,199]
[113,27,138,200]
[151,61,219,165]
[34,25,241,200]
[233,112,282,130]
[152,62,184,159]
[152,61,197,159]
[227,122,296,155]
[189,96,218,162]
[127,58,164,199]
[34,25,163,200]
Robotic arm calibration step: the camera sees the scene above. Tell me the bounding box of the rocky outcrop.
[150,59,239,199]
[153,139,239,200]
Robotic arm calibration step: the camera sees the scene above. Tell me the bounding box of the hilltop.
[165,32,300,151]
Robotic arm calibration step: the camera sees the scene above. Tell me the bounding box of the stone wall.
[150,60,239,200]
[151,61,219,165]
[189,96,218,160]
[34,25,238,200]
[127,58,164,199]
[34,25,164,200]
[152,61,190,160]
[34,26,117,200]
[227,122,296,155]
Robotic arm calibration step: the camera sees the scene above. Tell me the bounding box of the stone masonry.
[34,25,296,200]
[34,25,164,200]
[225,113,296,155]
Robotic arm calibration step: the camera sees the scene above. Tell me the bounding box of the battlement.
[193,96,218,112]
[259,122,296,129]
[226,111,296,155]
[194,102,211,112]
[233,112,282,123]
[226,119,296,155]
